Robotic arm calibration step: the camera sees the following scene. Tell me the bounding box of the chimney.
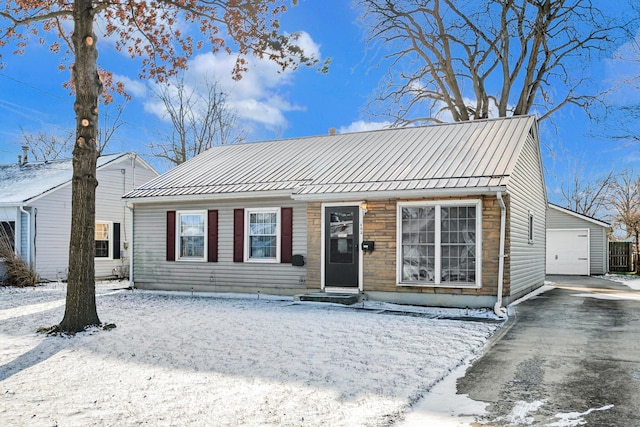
[328,128,336,136]
[21,145,28,165]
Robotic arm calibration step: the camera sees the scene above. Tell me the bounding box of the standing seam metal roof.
[124,116,537,200]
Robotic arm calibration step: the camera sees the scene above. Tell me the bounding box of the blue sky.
[0,1,639,208]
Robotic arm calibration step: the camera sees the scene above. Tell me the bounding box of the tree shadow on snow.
[0,339,65,382]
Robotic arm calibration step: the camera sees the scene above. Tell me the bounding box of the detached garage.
[546,204,611,275]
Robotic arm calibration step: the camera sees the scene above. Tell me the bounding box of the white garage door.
[546,229,590,275]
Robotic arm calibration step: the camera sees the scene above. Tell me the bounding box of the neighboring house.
[124,116,547,312]
[546,203,611,275]
[0,152,158,281]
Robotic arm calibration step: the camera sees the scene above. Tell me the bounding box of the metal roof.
[124,115,538,201]
[0,153,130,205]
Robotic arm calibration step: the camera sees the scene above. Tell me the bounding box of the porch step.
[295,293,361,305]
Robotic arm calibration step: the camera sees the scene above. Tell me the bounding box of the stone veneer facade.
[305,195,511,298]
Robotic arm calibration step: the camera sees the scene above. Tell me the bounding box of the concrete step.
[295,292,361,305]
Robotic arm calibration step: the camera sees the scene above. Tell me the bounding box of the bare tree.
[357,0,638,124]
[594,33,640,144]
[96,104,126,155]
[20,128,75,161]
[19,105,124,161]
[559,166,615,218]
[609,170,640,270]
[149,76,245,166]
[1,1,318,333]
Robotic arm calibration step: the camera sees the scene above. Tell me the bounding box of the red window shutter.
[166,211,176,261]
[233,208,244,262]
[281,207,293,263]
[208,210,218,262]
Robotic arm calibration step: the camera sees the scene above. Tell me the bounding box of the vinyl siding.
[506,133,547,300]
[30,185,72,281]
[547,207,609,275]
[132,198,309,293]
[29,155,158,281]
[94,160,158,278]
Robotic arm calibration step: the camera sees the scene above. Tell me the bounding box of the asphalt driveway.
[451,275,640,426]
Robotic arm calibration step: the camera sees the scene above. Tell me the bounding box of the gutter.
[494,192,507,317]
[127,203,135,289]
[292,186,508,202]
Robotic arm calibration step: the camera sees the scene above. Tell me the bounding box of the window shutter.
[113,223,121,260]
[208,210,218,262]
[233,208,244,262]
[281,207,293,263]
[166,211,176,261]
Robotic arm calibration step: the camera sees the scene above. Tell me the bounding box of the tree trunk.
[59,0,102,333]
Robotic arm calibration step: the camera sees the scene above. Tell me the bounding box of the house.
[546,203,611,275]
[0,152,158,281]
[124,116,547,313]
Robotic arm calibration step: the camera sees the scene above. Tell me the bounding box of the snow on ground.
[606,274,640,290]
[0,282,500,426]
[399,359,489,427]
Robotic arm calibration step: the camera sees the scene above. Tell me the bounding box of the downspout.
[127,203,135,289]
[494,192,507,318]
[19,205,31,265]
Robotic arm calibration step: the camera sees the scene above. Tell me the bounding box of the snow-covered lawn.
[0,283,500,426]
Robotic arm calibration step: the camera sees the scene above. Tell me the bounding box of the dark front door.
[325,206,359,288]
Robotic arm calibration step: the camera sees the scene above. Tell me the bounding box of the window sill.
[397,281,481,289]
[176,257,206,262]
[244,258,279,264]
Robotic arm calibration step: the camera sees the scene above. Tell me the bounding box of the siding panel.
[133,198,310,293]
[506,134,547,300]
[30,155,158,281]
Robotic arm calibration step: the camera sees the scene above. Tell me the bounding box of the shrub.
[0,225,39,287]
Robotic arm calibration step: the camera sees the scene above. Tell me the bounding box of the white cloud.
[112,74,148,98]
[131,30,320,131]
[338,120,393,133]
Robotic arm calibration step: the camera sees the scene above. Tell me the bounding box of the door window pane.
[329,210,354,263]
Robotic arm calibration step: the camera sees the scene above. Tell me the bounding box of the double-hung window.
[178,211,206,260]
[95,222,111,258]
[397,200,481,287]
[245,208,280,262]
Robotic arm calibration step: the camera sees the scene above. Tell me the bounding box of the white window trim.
[244,207,281,263]
[176,210,208,262]
[95,221,113,260]
[396,199,482,289]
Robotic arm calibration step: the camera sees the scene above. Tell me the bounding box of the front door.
[325,206,359,288]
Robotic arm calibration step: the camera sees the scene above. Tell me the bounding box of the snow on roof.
[124,115,538,201]
[0,153,125,205]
